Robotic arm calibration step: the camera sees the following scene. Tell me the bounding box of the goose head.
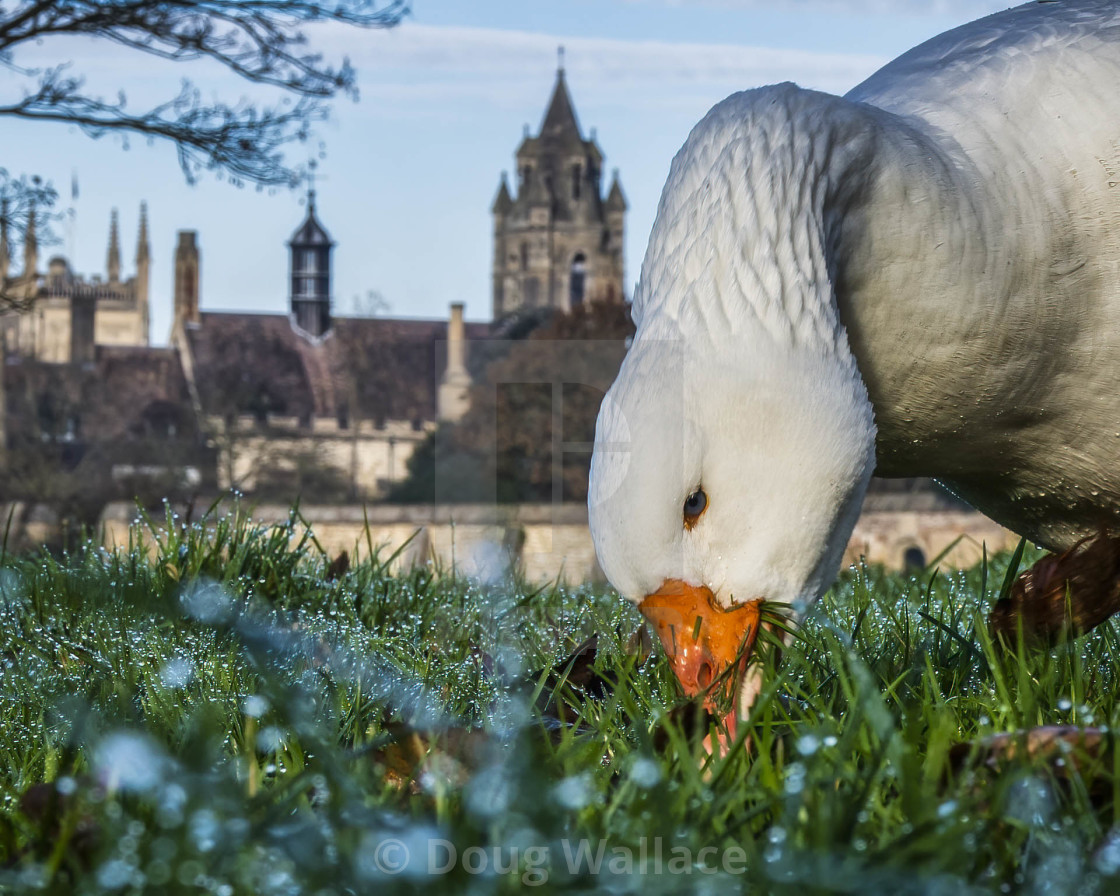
[588,321,876,736]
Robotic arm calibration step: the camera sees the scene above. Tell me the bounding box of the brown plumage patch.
[989,531,1120,645]
[948,725,1106,774]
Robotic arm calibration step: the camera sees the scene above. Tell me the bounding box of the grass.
[1,504,1120,894]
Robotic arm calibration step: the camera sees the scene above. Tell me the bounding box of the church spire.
[136,200,150,265]
[107,208,121,282]
[539,47,582,143]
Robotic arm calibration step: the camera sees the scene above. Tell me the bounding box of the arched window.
[569,253,587,307]
[571,163,581,200]
[520,242,529,271]
[903,546,926,572]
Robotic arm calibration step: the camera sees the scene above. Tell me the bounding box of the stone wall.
[214,416,429,498]
[91,500,1019,586]
[846,510,1019,571]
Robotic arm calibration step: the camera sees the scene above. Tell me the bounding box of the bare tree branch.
[0,67,324,187]
[0,0,408,310]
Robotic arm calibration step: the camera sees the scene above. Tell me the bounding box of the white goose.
[588,0,1120,733]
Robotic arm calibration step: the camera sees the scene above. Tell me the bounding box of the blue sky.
[3,0,1009,343]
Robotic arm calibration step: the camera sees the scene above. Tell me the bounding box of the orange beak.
[639,579,762,744]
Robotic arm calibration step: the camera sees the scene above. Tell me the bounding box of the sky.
[2,0,1012,344]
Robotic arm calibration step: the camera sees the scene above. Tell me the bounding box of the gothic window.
[520,165,532,189]
[302,249,318,273]
[569,253,587,307]
[520,242,529,272]
[571,163,581,200]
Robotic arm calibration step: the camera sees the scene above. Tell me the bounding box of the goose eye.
[683,488,708,528]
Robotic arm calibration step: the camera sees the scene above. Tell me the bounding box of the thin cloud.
[8,22,888,121]
[619,0,1011,15]
[339,23,887,114]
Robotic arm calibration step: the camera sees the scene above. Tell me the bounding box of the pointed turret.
[23,202,37,280]
[539,50,583,145]
[136,201,150,266]
[606,170,627,212]
[135,202,150,344]
[173,229,200,332]
[491,173,513,216]
[288,189,334,339]
[603,169,627,302]
[0,199,9,283]
[107,208,121,283]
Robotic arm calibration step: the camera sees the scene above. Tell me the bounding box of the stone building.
[0,58,1021,574]
[170,192,487,501]
[491,59,627,318]
[0,204,150,363]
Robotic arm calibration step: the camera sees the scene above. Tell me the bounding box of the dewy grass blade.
[997,536,1028,604]
[0,510,1115,894]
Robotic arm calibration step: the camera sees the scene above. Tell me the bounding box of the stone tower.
[491,53,627,319]
[135,201,150,343]
[173,230,201,332]
[288,190,334,339]
[107,208,121,283]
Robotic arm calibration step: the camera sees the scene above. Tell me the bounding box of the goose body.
[588,1,1120,721]
[845,1,1120,551]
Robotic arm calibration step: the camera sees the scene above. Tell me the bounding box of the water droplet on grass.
[784,763,806,795]
[256,726,287,753]
[796,733,820,756]
[160,656,195,689]
[466,766,513,817]
[95,732,169,793]
[763,825,788,864]
[97,858,136,890]
[190,809,220,853]
[629,757,661,788]
[180,579,233,624]
[554,773,594,810]
[1005,776,1054,827]
[243,694,269,718]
